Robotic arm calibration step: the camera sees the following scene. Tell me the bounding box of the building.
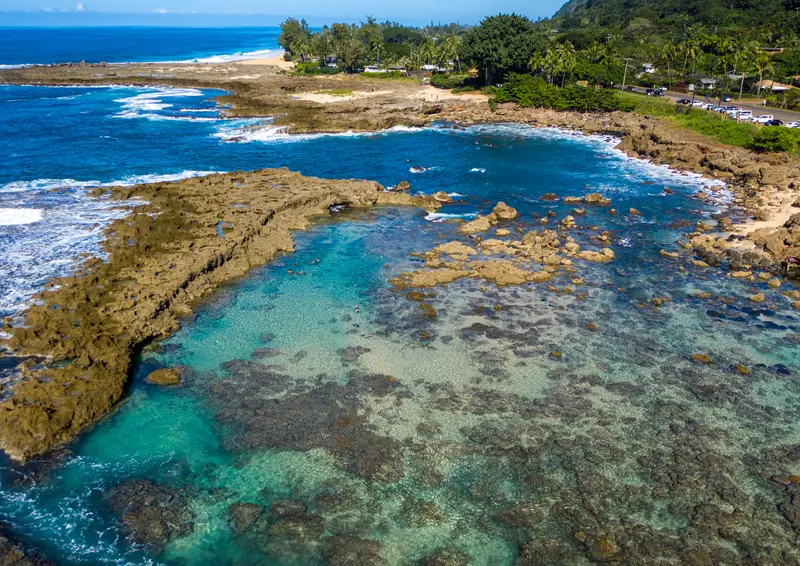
[757,79,793,93]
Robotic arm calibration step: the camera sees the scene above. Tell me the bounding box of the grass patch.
[358,71,415,81]
[315,89,355,97]
[623,93,758,148]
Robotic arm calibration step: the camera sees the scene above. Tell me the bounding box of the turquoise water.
[1,86,800,564]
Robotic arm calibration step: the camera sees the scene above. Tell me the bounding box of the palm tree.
[542,47,561,84]
[528,52,544,77]
[436,36,460,71]
[754,53,776,96]
[585,41,603,63]
[557,42,577,87]
[420,40,436,66]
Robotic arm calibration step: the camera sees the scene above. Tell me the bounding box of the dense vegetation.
[277,17,466,73]
[555,0,798,33]
[494,74,635,111]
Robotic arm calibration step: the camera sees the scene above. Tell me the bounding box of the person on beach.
[783,256,800,276]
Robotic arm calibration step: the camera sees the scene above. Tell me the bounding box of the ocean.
[1,28,800,566]
[0,26,282,67]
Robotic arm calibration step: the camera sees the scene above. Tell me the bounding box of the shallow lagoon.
[1,86,800,565]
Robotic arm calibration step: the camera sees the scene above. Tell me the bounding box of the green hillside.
[554,0,798,31]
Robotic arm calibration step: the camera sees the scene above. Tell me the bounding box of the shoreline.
[1,60,796,254]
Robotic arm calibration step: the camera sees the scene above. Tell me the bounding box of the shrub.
[294,61,341,75]
[750,127,800,152]
[430,74,471,89]
[493,74,635,112]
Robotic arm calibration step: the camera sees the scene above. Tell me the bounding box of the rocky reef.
[0,169,441,461]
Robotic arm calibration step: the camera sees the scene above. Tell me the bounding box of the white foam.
[424,212,478,222]
[0,208,43,225]
[112,87,213,121]
[0,170,219,194]
[0,170,221,318]
[470,168,486,173]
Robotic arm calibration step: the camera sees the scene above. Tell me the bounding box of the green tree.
[460,14,546,85]
[277,18,311,60]
[436,35,461,70]
[557,41,577,86]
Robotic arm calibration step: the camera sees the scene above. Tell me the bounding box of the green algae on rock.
[0,169,442,462]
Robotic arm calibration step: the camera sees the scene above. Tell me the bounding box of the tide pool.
[1,85,799,565]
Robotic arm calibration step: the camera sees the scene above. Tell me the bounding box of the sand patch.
[410,85,488,103]
[293,90,393,104]
[240,55,295,70]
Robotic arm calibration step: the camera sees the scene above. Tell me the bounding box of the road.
[630,89,800,124]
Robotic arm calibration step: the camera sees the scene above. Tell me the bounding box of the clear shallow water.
[0,27,282,67]
[1,85,800,564]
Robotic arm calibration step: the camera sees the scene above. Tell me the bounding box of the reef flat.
[0,169,441,461]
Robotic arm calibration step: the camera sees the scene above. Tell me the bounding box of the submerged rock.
[229,502,264,533]
[104,479,194,552]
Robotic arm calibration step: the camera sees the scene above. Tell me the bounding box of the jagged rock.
[692,354,713,364]
[750,293,766,303]
[432,191,452,203]
[393,181,411,192]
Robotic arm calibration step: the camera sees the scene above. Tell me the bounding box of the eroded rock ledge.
[0,169,441,462]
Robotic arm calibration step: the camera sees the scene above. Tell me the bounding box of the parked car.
[737,110,753,121]
[722,96,732,102]
[765,119,784,127]
[785,121,800,128]
[677,98,691,105]
[753,115,774,124]
[627,86,638,92]
[691,100,704,107]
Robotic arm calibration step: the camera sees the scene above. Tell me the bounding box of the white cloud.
[153,8,168,13]
[75,2,84,11]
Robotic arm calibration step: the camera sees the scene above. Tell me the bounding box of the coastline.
[1,60,796,256]
[1,62,799,461]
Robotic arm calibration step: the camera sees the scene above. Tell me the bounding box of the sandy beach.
[240,53,295,70]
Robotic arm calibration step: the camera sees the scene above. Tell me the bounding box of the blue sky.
[0,0,567,25]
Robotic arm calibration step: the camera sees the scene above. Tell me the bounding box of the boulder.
[759,166,792,186]
[750,293,766,303]
[691,354,713,364]
[146,368,181,386]
[492,202,519,221]
[583,193,611,206]
[459,216,492,235]
[432,191,452,203]
[578,248,615,263]
[393,181,411,192]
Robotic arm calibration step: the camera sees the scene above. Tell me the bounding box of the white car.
[737,111,753,121]
[786,121,800,128]
[691,100,704,107]
[753,115,774,124]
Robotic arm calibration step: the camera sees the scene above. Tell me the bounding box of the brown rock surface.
[0,169,440,462]
[146,368,181,386]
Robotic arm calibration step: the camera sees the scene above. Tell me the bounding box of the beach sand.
[240,54,295,70]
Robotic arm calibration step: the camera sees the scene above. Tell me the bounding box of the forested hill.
[553,0,798,30]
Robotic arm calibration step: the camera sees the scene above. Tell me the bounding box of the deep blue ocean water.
[0,75,799,563]
[0,27,281,67]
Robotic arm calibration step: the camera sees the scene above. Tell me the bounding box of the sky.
[0,0,568,26]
